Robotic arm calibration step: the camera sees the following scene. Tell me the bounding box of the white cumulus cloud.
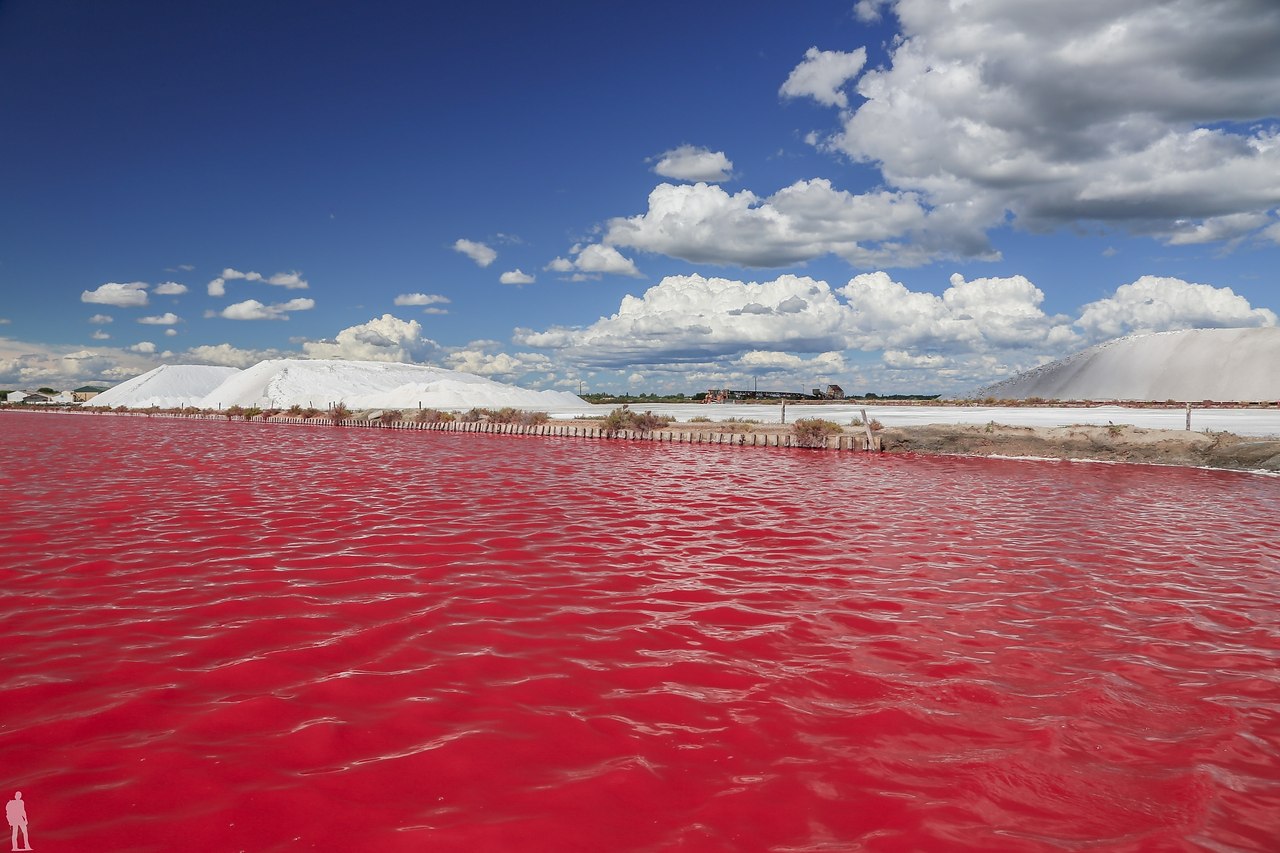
[88,314,113,324]
[651,145,734,183]
[394,292,451,307]
[207,268,308,296]
[185,343,283,367]
[263,271,307,288]
[0,338,166,386]
[453,238,497,267]
[129,341,157,354]
[603,180,931,267]
[138,312,180,325]
[819,0,1280,248]
[736,350,847,374]
[516,273,849,366]
[1165,213,1273,246]
[516,270,1087,371]
[838,271,1078,351]
[546,244,643,279]
[853,0,890,23]
[779,46,867,109]
[444,348,552,378]
[882,350,948,369]
[217,298,315,321]
[153,281,188,295]
[82,282,148,307]
[499,269,536,285]
[301,314,440,363]
[1075,275,1278,340]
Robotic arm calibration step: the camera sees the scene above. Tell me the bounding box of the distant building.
[7,391,51,404]
[72,386,107,402]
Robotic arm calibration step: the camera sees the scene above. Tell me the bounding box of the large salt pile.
[89,364,243,409]
[197,358,585,410]
[972,328,1280,401]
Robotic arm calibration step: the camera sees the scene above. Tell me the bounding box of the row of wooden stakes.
[62,409,885,451]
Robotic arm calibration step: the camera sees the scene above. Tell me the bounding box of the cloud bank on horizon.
[1,0,1276,394]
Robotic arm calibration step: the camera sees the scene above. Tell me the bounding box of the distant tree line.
[858,392,942,401]
[581,391,941,403]
[581,392,705,404]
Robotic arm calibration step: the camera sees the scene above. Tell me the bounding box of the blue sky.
[2,0,1278,395]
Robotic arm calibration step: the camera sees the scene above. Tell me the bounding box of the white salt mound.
[89,364,243,409]
[197,359,586,410]
[972,328,1280,401]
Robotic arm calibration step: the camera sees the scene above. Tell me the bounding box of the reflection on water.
[2,412,1279,852]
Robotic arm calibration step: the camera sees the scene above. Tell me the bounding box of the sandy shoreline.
[876,423,1280,473]
[647,419,1280,473]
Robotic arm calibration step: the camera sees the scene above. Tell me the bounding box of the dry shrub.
[413,408,455,424]
[602,405,671,435]
[792,417,843,448]
[461,407,548,425]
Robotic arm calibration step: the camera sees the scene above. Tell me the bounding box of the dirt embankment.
[877,423,1280,472]
[568,416,1280,471]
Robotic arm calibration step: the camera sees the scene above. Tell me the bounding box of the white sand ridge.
[194,359,585,411]
[89,364,243,409]
[93,358,586,410]
[971,328,1280,402]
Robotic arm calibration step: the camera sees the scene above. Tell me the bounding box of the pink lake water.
[1,411,1278,852]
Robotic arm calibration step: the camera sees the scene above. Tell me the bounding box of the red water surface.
[2,411,1279,852]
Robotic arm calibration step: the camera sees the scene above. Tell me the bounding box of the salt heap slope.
[973,328,1280,401]
[198,359,586,410]
[90,364,243,409]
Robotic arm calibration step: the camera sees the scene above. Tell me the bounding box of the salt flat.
[538,402,1280,438]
